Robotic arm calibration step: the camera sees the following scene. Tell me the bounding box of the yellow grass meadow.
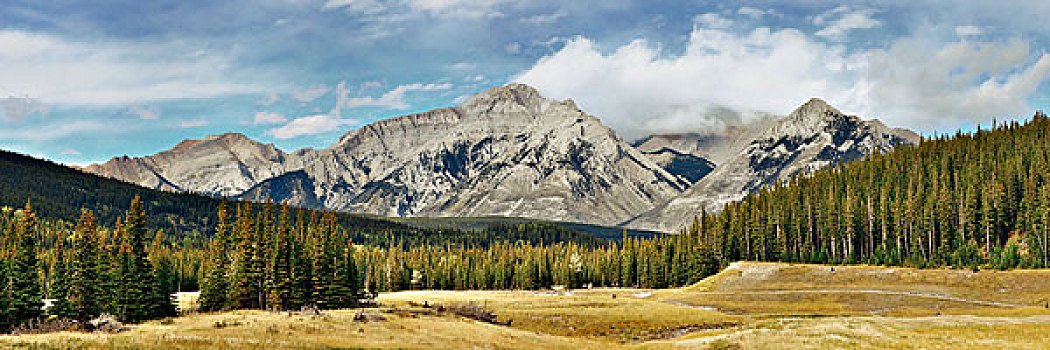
[5,262,1050,349]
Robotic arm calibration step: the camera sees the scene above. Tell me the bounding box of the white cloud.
[814,8,882,41]
[324,0,387,14]
[448,62,476,71]
[955,25,983,37]
[505,42,522,54]
[514,26,1050,138]
[344,83,452,110]
[326,0,506,19]
[129,105,160,120]
[178,119,209,128]
[253,111,288,125]
[854,38,1050,131]
[257,92,280,107]
[0,120,108,141]
[0,96,47,122]
[403,0,506,19]
[0,30,260,106]
[292,84,330,103]
[61,148,80,155]
[360,80,384,90]
[521,12,565,25]
[694,13,733,29]
[737,7,776,19]
[330,80,352,117]
[267,114,358,139]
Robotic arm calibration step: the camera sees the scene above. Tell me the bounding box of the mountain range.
[85,84,920,231]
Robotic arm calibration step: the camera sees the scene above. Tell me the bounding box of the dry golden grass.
[0,309,613,350]
[661,262,1050,317]
[379,289,744,342]
[7,262,1050,349]
[663,315,1050,349]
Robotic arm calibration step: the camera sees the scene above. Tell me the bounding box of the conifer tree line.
[2,194,719,331]
[197,200,719,311]
[690,112,1050,269]
[1,198,177,333]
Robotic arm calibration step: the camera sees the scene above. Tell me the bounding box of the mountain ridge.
[85,88,916,231]
[625,97,920,232]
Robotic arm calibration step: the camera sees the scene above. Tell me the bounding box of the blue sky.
[1,0,1049,165]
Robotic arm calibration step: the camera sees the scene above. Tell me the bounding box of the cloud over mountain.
[515,13,1050,138]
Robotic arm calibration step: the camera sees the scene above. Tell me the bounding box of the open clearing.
[5,262,1050,349]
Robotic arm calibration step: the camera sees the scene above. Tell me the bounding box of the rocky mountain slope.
[84,133,302,196]
[625,98,919,232]
[89,84,689,226]
[632,114,776,167]
[86,86,917,231]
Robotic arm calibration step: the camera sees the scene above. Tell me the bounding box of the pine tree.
[48,245,76,319]
[10,201,43,325]
[69,210,102,321]
[0,251,12,332]
[199,200,231,312]
[229,202,259,310]
[269,205,293,311]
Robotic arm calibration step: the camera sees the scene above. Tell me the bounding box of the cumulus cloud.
[267,115,358,139]
[955,25,983,37]
[521,12,566,25]
[514,26,1050,138]
[344,83,452,110]
[253,111,288,125]
[694,13,732,29]
[854,38,1050,131]
[813,7,881,41]
[292,84,330,103]
[324,0,387,14]
[737,7,776,19]
[0,96,47,122]
[326,0,506,19]
[0,30,260,106]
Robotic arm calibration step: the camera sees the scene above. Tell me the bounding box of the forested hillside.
[689,112,1050,269]
[0,149,643,245]
[0,196,716,332]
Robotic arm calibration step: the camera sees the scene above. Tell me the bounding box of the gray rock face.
[86,88,916,231]
[249,84,688,225]
[638,147,715,184]
[633,115,776,167]
[84,133,302,196]
[90,84,687,226]
[625,98,919,232]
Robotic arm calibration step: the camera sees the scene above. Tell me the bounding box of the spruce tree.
[48,245,76,319]
[229,202,259,309]
[198,200,230,311]
[0,254,12,332]
[269,205,293,311]
[69,210,102,321]
[10,201,43,324]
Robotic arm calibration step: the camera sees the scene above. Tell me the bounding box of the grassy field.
[5,262,1050,349]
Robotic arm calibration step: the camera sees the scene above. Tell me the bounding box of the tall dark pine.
[269,205,294,311]
[69,210,102,321]
[198,200,231,312]
[229,202,260,310]
[118,196,175,322]
[10,201,43,324]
